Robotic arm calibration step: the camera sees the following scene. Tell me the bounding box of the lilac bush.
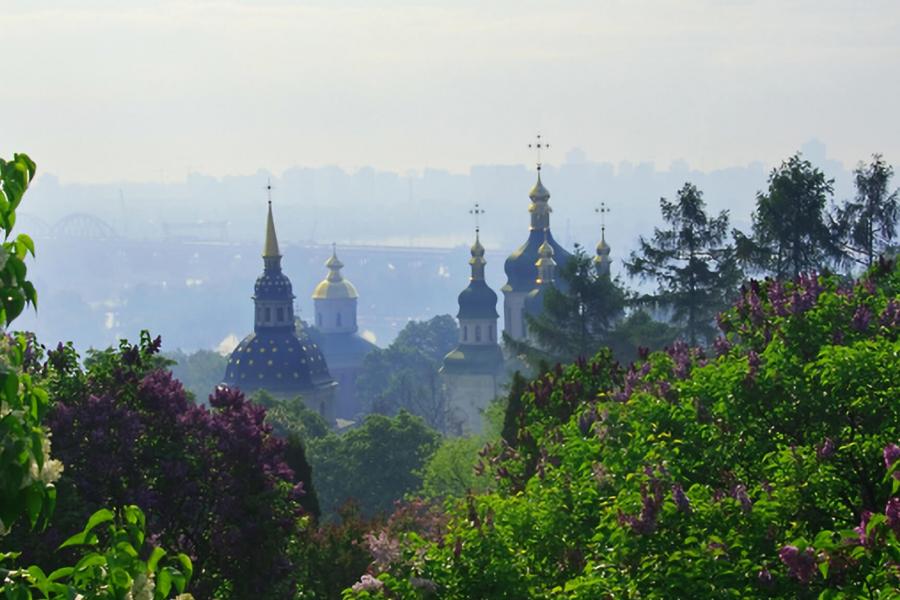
[16,333,308,598]
[342,262,900,598]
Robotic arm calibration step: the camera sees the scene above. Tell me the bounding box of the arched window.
[336,312,342,327]
[264,307,271,322]
[489,326,494,341]
[463,326,468,342]
[276,307,284,322]
[475,325,482,342]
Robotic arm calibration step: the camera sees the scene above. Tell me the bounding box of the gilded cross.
[469,202,485,233]
[528,133,550,169]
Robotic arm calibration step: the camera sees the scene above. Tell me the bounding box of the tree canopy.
[833,153,900,268]
[626,182,742,346]
[737,153,841,278]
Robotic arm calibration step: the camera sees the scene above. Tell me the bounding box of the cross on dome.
[528,133,550,171]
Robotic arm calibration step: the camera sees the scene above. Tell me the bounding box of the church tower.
[502,136,571,341]
[310,245,377,420]
[440,220,504,434]
[223,188,336,420]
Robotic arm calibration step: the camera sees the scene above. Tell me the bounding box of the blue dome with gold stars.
[222,199,335,398]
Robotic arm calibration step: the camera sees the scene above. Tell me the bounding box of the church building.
[440,226,505,434]
[310,245,377,420]
[223,197,337,419]
[502,162,572,341]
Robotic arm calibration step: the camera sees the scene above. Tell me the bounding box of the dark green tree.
[505,247,627,366]
[500,371,529,448]
[306,411,440,518]
[832,154,899,268]
[735,153,840,278]
[626,182,742,346]
[356,315,457,431]
[392,314,458,362]
[164,348,227,402]
[606,309,678,363]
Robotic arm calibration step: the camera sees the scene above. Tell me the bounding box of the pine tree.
[735,153,841,278]
[505,247,627,366]
[626,182,742,346]
[833,154,899,268]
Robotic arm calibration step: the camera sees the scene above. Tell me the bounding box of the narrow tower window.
[264,307,271,322]
[475,325,482,342]
[336,312,342,327]
[276,307,284,322]
[463,326,468,342]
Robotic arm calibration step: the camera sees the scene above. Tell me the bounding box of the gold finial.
[528,133,550,171]
[313,243,358,299]
[263,178,280,258]
[535,229,556,285]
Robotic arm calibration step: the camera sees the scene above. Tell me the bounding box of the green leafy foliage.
[308,411,441,518]
[1,505,193,599]
[342,262,900,598]
[356,316,458,431]
[163,349,228,403]
[0,153,38,327]
[420,436,492,500]
[832,153,900,268]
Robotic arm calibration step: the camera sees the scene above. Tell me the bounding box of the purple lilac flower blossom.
[779,545,817,583]
[886,498,900,535]
[816,438,835,460]
[351,574,384,593]
[672,483,691,514]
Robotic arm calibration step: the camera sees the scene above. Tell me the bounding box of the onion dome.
[529,173,551,202]
[524,235,557,315]
[224,330,333,394]
[503,170,571,293]
[312,245,359,300]
[594,230,612,277]
[457,231,499,320]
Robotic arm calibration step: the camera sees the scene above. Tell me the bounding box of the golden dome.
[471,233,485,258]
[529,172,551,202]
[538,239,554,259]
[312,245,359,300]
[596,234,611,256]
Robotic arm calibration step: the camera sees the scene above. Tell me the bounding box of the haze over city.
[4,0,898,182]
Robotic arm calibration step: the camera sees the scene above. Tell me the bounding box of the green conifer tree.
[627,182,742,346]
[735,153,841,277]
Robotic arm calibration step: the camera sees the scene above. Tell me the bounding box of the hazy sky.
[3,0,899,183]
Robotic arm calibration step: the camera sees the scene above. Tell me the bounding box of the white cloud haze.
[2,0,899,182]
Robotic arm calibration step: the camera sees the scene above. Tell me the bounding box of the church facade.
[440,228,505,434]
[310,246,377,420]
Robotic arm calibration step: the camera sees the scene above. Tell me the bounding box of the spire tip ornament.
[528,133,550,171]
